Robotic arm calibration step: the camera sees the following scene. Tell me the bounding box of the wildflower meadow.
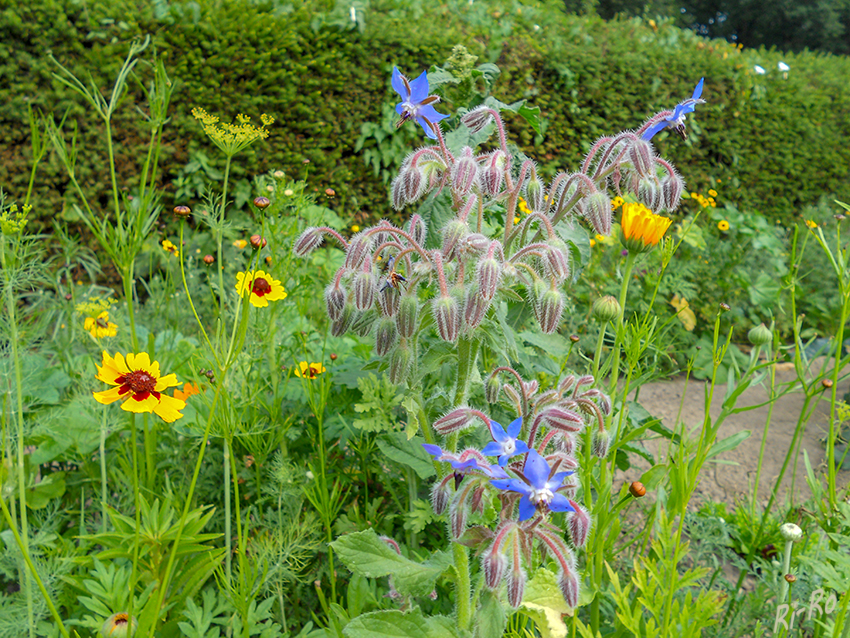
[1,2,849,637]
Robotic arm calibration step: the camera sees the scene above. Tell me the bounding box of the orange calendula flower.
[236,270,287,308]
[93,352,185,423]
[718,220,730,231]
[84,312,118,339]
[173,382,202,401]
[620,203,672,254]
[294,361,326,379]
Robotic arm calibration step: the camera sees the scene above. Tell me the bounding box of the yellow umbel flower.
[620,203,672,253]
[84,311,118,339]
[192,108,274,157]
[93,352,185,423]
[294,361,326,379]
[235,270,287,308]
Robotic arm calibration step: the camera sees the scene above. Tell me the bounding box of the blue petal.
[395,103,405,116]
[418,104,449,123]
[416,116,437,139]
[451,458,479,472]
[482,441,505,457]
[408,70,430,103]
[489,419,509,443]
[523,449,550,488]
[506,416,523,439]
[641,121,670,142]
[518,495,536,521]
[391,67,408,100]
[490,478,531,495]
[548,493,575,514]
[514,440,530,455]
[692,77,705,100]
[422,444,443,458]
[488,465,509,479]
[551,470,574,489]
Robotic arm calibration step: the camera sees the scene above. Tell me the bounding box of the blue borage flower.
[482,417,530,466]
[490,449,575,521]
[641,78,705,142]
[391,67,449,140]
[423,444,508,479]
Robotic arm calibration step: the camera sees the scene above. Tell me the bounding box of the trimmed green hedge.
[1,0,849,228]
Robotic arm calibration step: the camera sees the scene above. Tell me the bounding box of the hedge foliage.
[1,0,849,229]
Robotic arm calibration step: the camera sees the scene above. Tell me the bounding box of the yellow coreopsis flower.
[84,312,118,339]
[235,270,287,308]
[294,361,326,379]
[718,220,730,232]
[161,239,179,257]
[93,352,185,423]
[620,203,672,254]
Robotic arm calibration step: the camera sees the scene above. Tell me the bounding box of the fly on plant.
[380,255,407,292]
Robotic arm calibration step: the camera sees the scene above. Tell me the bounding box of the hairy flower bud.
[452,147,479,198]
[403,166,425,203]
[375,317,398,357]
[502,384,522,411]
[378,286,400,317]
[525,173,545,212]
[485,375,502,404]
[592,295,621,323]
[464,288,490,330]
[350,310,377,337]
[396,294,419,338]
[567,500,591,547]
[584,192,612,236]
[462,233,490,254]
[431,477,452,515]
[389,339,413,384]
[408,214,428,247]
[748,323,772,346]
[536,288,565,334]
[559,568,580,608]
[483,549,507,590]
[442,219,469,260]
[629,139,656,179]
[661,172,685,211]
[294,227,324,256]
[352,271,375,311]
[638,178,662,212]
[345,233,373,269]
[432,295,461,343]
[477,257,502,300]
[536,407,584,433]
[481,150,507,196]
[331,304,354,337]
[461,106,494,133]
[592,430,611,459]
[544,242,571,282]
[391,175,407,210]
[433,407,478,435]
[449,500,468,539]
[325,282,347,322]
[507,568,527,609]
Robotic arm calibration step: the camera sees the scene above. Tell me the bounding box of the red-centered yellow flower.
[620,203,672,254]
[235,270,287,308]
[294,361,326,379]
[84,312,118,339]
[101,612,137,638]
[93,352,185,423]
[173,382,202,401]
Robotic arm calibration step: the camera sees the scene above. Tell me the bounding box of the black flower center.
[252,277,271,296]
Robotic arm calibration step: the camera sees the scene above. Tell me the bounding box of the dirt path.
[615,360,850,509]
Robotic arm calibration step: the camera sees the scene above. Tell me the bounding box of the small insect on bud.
[432,295,461,343]
[592,430,611,459]
[294,228,325,257]
[720,302,731,312]
[250,234,267,250]
[584,192,612,236]
[389,340,413,384]
[536,288,565,334]
[485,375,502,404]
[396,294,419,338]
[173,205,192,218]
[375,317,398,357]
[748,323,772,347]
[593,296,621,323]
[482,549,507,590]
[629,139,656,179]
[629,481,646,498]
[253,196,271,210]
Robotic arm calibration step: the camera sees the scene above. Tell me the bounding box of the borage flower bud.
[350,310,376,337]
[584,192,612,236]
[461,106,494,133]
[638,178,662,212]
[431,475,453,515]
[481,150,507,196]
[592,295,621,323]
[396,294,419,338]
[433,407,479,436]
[629,139,656,179]
[408,214,428,247]
[324,282,347,322]
[294,227,324,256]
[250,234,267,250]
[391,175,407,210]
[525,173,545,212]
[464,288,490,330]
[331,304,354,337]
[558,568,581,609]
[375,317,398,357]
[403,166,425,203]
[567,500,591,547]
[748,323,772,346]
[506,567,527,609]
[502,384,522,411]
[432,295,460,343]
[482,548,507,590]
[345,233,373,269]
[452,147,479,198]
[485,375,501,403]
[442,219,469,260]
[352,269,375,311]
[389,339,412,384]
[536,288,565,334]
[545,243,571,282]
[477,258,502,300]
[661,172,685,211]
[592,430,611,459]
[463,233,490,255]
[378,286,400,317]
[536,407,583,433]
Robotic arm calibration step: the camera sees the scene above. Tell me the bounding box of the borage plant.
[296,67,703,636]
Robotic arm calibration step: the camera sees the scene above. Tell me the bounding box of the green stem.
[127,413,142,634]
[224,434,232,589]
[216,155,233,322]
[178,222,220,367]
[100,414,108,534]
[608,252,636,395]
[453,543,472,630]
[104,119,121,221]
[122,264,139,352]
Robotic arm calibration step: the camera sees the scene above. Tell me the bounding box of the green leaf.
[640,464,668,490]
[520,568,570,638]
[331,529,450,597]
[402,396,421,439]
[517,331,570,359]
[26,471,66,509]
[706,430,751,460]
[376,433,436,479]
[344,609,467,638]
[474,589,507,638]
